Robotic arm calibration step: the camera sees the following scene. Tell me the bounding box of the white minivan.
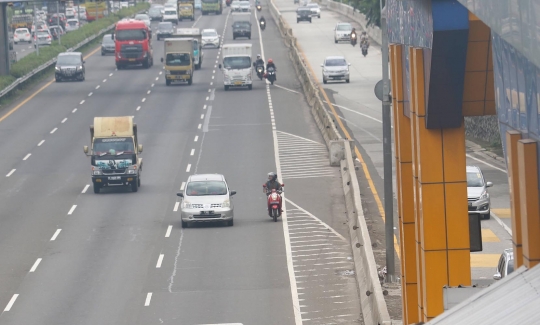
[163,8,178,24]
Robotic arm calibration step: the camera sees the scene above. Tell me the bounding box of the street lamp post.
[380,0,395,283]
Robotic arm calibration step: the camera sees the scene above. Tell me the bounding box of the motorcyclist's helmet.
[268,172,277,180]
[362,31,367,35]
[257,54,261,59]
[268,59,273,64]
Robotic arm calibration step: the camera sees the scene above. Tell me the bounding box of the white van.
[163,8,178,23]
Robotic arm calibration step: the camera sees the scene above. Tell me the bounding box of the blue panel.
[432,0,469,31]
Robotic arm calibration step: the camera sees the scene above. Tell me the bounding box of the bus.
[201,0,222,15]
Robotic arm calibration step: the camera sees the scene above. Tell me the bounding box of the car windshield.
[37,31,49,37]
[307,4,318,7]
[467,171,484,187]
[116,29,146,41]
[166,53,191,66]
[57,55,81,65]
[16,29,28,34]
[337,24,352,31]
[202,31,217,37]
[102,35,114,44]
[164,10,176,15]
[158,23,173,30]
[325,59,347,66]
[149,8,161,14]
[68,20,77,25]
[223,56,251,69]
[93,138,135,155]
[186,181,228,196]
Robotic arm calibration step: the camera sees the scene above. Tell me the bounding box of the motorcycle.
[259,19,266,31]
[350,33,357,46]
[226,0,232,6]
[361,41,369,57]
[265,67,276,84]
[256,65,264,80]
[263,185,284,222]
[256,4,262,11]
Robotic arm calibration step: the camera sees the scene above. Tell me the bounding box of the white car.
[163,8,178,23]
[135,13,151,27]
[77,7,87,20]
[65,19,80,32]
[321,56,350,84]
[306,3,321,18]
[65,8,76,19]
[14,28,32,43]
[201,28,220,48]
[239,1,251,12]
[34,29,52,47]
[231,1,241,11]
[334,22,352,43]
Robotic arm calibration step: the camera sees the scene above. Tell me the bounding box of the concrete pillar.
[0,3,10,75]
[411,48,471,321]
[517,139,540,268]
[506,130,523,267]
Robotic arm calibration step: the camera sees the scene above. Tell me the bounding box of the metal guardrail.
[267,0,393,323]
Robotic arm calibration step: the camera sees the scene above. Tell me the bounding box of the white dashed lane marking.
[6,169,15,177]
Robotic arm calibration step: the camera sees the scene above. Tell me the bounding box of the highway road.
[274,0,513,283]
[0,4,363,325]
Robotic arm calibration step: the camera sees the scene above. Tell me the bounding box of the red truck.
[113,19,154,69]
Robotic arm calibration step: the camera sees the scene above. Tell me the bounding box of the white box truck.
[219,43,252,91]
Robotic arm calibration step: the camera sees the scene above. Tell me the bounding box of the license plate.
[200,211,214,215]
[234,81,242,85]
[128,59,136,62]
[108,176,121,180]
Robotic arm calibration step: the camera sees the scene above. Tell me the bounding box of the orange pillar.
[517,139,540,268]
[506,130,523,267]
[411,48,471,321]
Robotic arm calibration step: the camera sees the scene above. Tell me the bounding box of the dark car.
[297,8,312,23]
[49,25,65,40]
[48,14,66,28]
[232,21,251,40]
[156,22,174,41]
[101,34,115,55]
[55,52,85,82]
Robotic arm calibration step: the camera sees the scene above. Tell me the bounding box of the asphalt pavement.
[273,0,513,284]
[0,4,362,325]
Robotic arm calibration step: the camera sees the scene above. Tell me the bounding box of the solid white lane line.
[190,149,195,156]
[173,202,180,212]
[198,124,202,129]
[50,128,58,134]
[80,100,85,105]
[186,164,191,172]
[203,105,213,132]
[29,258,42,272]
[144,293,152,306]
[4,294,19,311]
[156,254,164,268]
[6,169,16,177]
[201,114,204,119]
[194,136,198,142]
[50,229,61,241]
[68,205,77,215]
[72,108,77,113]
[82,184,90,193]
[23,153,31,161]
[95,85,100,90]
[180,182,186,190]
[142,98,146,102]
[466,154,507,173]
[38,140,45,146]
[137,106,141,111]
[61,118,67,123]
[165,225,173,237]
[88,92,93,97]
[274,84,300,94]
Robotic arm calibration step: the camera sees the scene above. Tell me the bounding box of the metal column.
[0,3,10,75]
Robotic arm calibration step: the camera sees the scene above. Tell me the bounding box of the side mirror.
[138,144,143,153]
[218,63,222,69]
[230,190,237,196]
[281,183,284,187]
[111,34,115,40]
[348,63,351,66]
[486,181,493,187]
[320,64,323,67]
[177,192,184,197]
[262,184,267,187]
[161,57,164,63]
[83,60,86,64]
[493,272,502,280]
[83,145,89,154]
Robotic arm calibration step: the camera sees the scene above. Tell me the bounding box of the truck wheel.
[131,180,138,192]
[248,34,251,39]
[248,84,252,90]
[166,79,171,86]
[181,220,188,228]
[188,77,193,85]
[227,219,233,226]
[93,184,100,194]
[233,35,236,40]
[138,177,141,187]
[143,59,150,69]
[224,85,229,91]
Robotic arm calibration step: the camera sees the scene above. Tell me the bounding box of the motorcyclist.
[259,15,266,26]
[254,54,265,77]
[264,172,283,212]
[266,59,277,80]
[360,31,369,47]
[350,28,357,41]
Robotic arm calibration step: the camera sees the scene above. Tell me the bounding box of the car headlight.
[117,53,121,59]
[143,52,148,58]
[222,199,231,208]
[55,66,60,71]
[480,190,489,200]
[93,170,102,175]
[128,169,136,174]
[165,70,171,75]
[186,70,192,74]
[182,201,192,209]
[77,65,83,70]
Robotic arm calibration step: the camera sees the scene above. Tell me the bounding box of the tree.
[354,0,382,28]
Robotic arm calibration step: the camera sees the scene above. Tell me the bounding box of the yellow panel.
[396,159,402,218]
[416,116,444,184]
[463,101,486,116]
[506,130,523,267]
[398,107,413,162]
[468,20,491,41]
[517,139,540,268]
[463,71,488,102]
[444,182,470,249]
[403,222,418,280]
[465,41,489,72]
[400,163,415,224]
[481,229,501,242]
[413,49,426,117]
[405,283,420,324]
[419,183,448,250]
[492,208,511,218]
[442,124,466,183]
[422,250,448,318]
[448,249,472,286]
[416,238,424,320]
[391,45,405,103]
[470,253,500,267]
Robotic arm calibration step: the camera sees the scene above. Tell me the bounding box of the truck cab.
[175,28,203,69]
[83,116,143,194]
[113,19,154,69]
[178,0,195,21]
[219,43,253,90]
[162,38,194,86]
